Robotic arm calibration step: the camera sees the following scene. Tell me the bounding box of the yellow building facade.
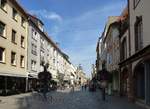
[0,0,28,95]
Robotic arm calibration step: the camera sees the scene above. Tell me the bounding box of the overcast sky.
[18,0,127,77]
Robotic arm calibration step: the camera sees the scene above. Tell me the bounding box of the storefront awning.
[52,78,59,82]
[0,72,28,78]
[28,74,38,79]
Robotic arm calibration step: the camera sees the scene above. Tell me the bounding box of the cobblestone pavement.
[0,88,147,109]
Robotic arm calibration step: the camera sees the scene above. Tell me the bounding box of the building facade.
[96,16,120,95]
[0,0,28,95]
[119,0,150,106]
[118,7,130,97]
[0,0,78,95]
[104,20,120,94]
[27,14,48,90]
[76,65,87,85]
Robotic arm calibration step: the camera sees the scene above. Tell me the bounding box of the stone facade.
[0,0,28,94]
[0,0,78,95]
[119,0,150,106]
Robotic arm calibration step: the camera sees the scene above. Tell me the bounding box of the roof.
[103,17,120,43]
[103,16,119,38]
[28,14,44,25]
[118,6,128,22]
[28,14,62,55]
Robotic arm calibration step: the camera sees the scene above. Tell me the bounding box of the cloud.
[28,1,126,76]
[29,9,63,22]
[54,1,126,75]
[63,42,96,76]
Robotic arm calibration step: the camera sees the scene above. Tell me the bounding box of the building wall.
[126,0,150,103]
[129,0,150,56]
[28,23,40,77]
[0,0,28,77]
[120,30,129,60]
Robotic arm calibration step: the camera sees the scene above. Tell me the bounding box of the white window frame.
[31,60,36,71]
[11,51,16,66]
[134,0,141,9]
[0,21,6,37]
[0,0,7,12]
[31,43,37,55]
[21,36,25,48]
[12,8,18,21]
[12,29,17,44]
[20,55,25,68]
[21,17,26,28]
[0,47,5,63]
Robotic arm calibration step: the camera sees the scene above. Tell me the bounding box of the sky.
[18,0,127,77]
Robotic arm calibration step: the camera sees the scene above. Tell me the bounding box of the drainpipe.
[128,0,131,57]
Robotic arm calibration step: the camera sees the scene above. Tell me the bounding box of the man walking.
[84,84,87,91]
[97,64,109,101]
[38,63,52,100]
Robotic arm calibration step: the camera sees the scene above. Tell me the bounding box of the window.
[31,60,36,71]
[135,16,143,51]
[21,36,25,48]
[0,0,7,11]
[12,29,16,44]
[40,50,44,62]
[0,21,5,37]
[20,55,24,68]
[121,38,127,61]
[11,52,16,66]
[134,0,141,8]
[0,47,5,63]
[53,59,55,64]
[40,37,45,49]
[32,29,37,40]
[12,8,17,21]
[35,31,37,35]
[21,17,26,28]
[31,43,37,55]
[107,53,112,64]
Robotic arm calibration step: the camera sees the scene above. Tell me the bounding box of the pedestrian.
[82,85,84,91]
[38,63,52,100]
[84,84,87,91]
[71,85,74,92]
[98,66,109,101]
